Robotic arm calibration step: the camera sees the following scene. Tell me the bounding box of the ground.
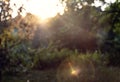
[2,67,120,82]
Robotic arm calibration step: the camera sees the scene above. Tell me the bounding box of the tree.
[0,0,35,80]
[101,0,120,66]
[49,0,108,52]
[0,0,12,22]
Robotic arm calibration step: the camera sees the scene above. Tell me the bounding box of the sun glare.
[10,0,65,20]
[9,0,115,20]
[68,62,80,76]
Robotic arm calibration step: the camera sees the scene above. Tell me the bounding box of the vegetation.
[0,0,120,82]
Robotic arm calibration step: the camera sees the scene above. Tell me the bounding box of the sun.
[10,0,65,20]
[26,0,65,20]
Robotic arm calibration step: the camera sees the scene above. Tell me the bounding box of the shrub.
[33,48,74,69]
[3,43,34,74]
[57,52,109,82]
[33,46,108,70]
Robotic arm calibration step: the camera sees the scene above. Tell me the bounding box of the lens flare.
[57,56,96,82]
[69,62,80,76]
[71,69,79,76]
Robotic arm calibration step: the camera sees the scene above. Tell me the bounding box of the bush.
[0,27,35,74]
[57,52,109,82]
[3,43,34,74]
[33,48,74,69]
[33,46,108,70]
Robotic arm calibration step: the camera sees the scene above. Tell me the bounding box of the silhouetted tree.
[101,0,120,66]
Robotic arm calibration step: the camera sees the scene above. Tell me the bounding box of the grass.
[2,67,120,82]
[2,69,57,82]
[2,52,120,82]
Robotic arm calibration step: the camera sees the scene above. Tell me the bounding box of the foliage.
[0,0,12,22]
[59,0,120,65]
[48,0,115,52]
[33,44,108,69]
[48,7,101,52]
[33,46,73,69]
[0,28,32,74]
[57,51,109,82]
[0,13,39,74]
[0,0,120,76]
[101,1,120,66]
[5,44,33,74]
[68,51,108,67]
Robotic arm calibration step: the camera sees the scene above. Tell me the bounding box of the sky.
[8,0,116,19]
[9,0,65,20]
